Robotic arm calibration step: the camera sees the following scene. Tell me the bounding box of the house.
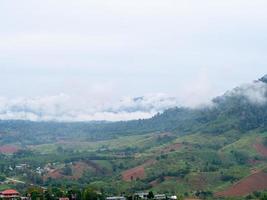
[167,196,177,200]
[20,197,29,200]
[0,189,20,199]
[15,164,27,170]
[134,192,148,200]
[154,194,166,200]
[106,197,126,200]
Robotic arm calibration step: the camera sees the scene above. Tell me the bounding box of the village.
[0,188,183,200]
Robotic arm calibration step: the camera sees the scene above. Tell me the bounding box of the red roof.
[1,189,20,195]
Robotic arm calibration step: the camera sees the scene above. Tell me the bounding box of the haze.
[0,0,267,121]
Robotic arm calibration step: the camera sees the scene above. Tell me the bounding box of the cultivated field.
[215,170,267,197]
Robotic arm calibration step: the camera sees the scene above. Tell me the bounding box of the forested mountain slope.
[0,75,267,145]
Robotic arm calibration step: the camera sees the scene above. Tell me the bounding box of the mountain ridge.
[0,75,267,145]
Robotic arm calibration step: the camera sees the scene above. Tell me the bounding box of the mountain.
[260,74,267,83]
[0,75,267,145]
[0,76,267,198]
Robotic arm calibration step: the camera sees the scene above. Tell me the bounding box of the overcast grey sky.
[0,0,267,121]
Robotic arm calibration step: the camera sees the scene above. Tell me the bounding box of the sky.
[0,0,267,121]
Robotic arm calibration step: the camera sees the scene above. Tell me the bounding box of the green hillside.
[0,76,267,199]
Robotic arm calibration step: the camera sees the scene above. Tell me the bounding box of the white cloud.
[0,0,267,118]
[225,81,267,105]
[0,93,180,122]
[0,78,266,121]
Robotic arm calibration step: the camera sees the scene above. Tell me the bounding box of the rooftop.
[1,189,20,195]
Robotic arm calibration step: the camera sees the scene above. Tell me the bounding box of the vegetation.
[0,76,267,199]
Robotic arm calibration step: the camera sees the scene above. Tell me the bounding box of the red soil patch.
[122,166,145,181]
[149,179,159,187]
[44,161,93,180]
[250,168,261,174]
[72,162,93,179]
[215,171,267,197]
[122,142,182,182]
[122,159,156,181]
[45,169,62,180]
[0,145,19,154]
[253,143,267,157]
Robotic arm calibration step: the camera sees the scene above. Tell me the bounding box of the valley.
[0,76,267,199]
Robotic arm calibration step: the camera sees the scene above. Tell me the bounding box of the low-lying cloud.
[223,80,267,105]
[0,79,266,122]
[0,93,180,122]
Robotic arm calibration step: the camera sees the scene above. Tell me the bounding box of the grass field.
[30,133,171,154]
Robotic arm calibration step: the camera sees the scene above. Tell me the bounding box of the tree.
[260,193,267,200]
[51,187,63,198]
[27,187,44,200]
[147,191,154,200]
[82,187,99,200]
[0,175,5,182]
[62,165,72,176]
[57,146,64,153]
[67,188,82,200]
[44,190,55,200]
[176,195,184,200]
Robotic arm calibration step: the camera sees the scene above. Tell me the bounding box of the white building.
[106,196,126,200]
